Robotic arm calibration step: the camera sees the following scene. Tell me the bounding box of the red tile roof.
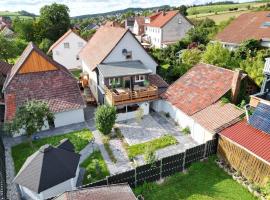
[215,11,270,44]
[220,120,270,163]
[4,43,85,121]
[192,102,244,133]
[161,63,236,116]
[146,11,179,28]
[149,74,169,96]
[79,27,128,71]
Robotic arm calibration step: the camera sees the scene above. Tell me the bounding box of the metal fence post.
[134,167,137,187]
[203,142,208,158]
[160,158,163,179]
[106,176,109,186]
[182,150,186,170]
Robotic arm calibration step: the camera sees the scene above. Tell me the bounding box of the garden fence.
[82,138,218,189]
[0,126,7,200]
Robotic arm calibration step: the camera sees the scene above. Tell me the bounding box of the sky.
[0,0,254,17]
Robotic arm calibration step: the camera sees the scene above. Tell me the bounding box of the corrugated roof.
[249,103,270,133]
[98,60,152,78]
[192,101,244,133]
[220,120,270,163]
[215,11,270,44]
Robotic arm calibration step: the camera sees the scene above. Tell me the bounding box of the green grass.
[12,129,93,173]
[70,69,82,79]
[134,156,256,200]
[102,135,117,163]
[80,150,110,185]
[127,135,177,159]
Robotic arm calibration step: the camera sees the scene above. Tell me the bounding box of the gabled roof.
[162,63,237,116]
[0,61,11,86]
[54,184,137,200]
[249,103,270,133]
[14,142,80,193]
[149,74,169,96]
[215,11,270,44]
[220,120,270,163]
[48,29,86,53]
[146,11,179,28]
[192,101,244,133]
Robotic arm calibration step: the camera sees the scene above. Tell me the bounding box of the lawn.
[12,129,93,173]
[70,69,82,79]
[134,156,256,200]
[126,135,177,159]
[80,150,110,185]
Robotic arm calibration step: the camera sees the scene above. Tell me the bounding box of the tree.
[95,105,117,135]
[38,3,70,42]
[235,39,261,59]
[80,29,96,40]
[202,42,231,68]
[12,17,35,41]
[181,48,202,65]
[0,34,19,63]
[39,38,53,53]
[5,100,54,147]
[179,5,188,16]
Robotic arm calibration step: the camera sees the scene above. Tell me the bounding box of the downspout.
[244,104,250,123]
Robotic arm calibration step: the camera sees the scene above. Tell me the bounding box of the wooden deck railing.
[250,95,270,108]
[104,85,159,105]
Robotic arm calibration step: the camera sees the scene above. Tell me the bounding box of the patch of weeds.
[102,135,117,163]
[221,97,230,105]
[182,127,190,135]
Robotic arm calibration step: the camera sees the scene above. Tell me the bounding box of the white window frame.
[109,77,121,86]
[64,42,70,48]
[135,75,145,82]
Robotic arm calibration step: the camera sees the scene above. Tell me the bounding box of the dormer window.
[64,42,70,48]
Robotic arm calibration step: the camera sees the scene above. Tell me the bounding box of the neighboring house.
[104,21,122,28]
[0,16,11,30]
[14,139,80,200]
[152,63,259,144]
[144,11,193,48]
[54,183,137,200]
[84,23,99,31]
[1,26,14,37]
[80,26,168,121]
[124,17,135,32]
[48,29,87,70]
[133,16,145,36]
[3,42,85,131]
[215,11,270,50]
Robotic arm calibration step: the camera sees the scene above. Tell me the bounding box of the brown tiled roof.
[48,29,86,53]
[4,43,84,121]
[220,120,270,163]
[161,63,236,116]
[0,60,11,87]
[54,184,137,200]
[215,11,270,44]
[192,101,244,133]
[79,27,128,70]
[149,74,169,95]
[147,11,179,28]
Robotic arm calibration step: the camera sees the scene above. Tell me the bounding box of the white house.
[80,26,168,121]
[144,11,193,48]
[14,139,80,200]
[48,29,87,70]
[215,11,270,50]
[151,63,258,144]
[3,42,85,134]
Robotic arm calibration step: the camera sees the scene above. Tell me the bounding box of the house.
[124,17,135,32]
[144,10,193,48]
[215,11,270,50]
[133,16,145,36]
[48,29,87,70]
[152,63,259,144]
[14,139,80,200]
[0,16,11,30]
[3,42,85,131]
[84,23,99,31]
[1,26,14,37]
[80,26,168,121]
[54,184,137,200]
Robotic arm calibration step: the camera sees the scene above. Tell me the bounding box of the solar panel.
[262,22,270,27]
[249,103,270,134]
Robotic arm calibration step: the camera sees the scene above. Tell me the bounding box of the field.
[134,156,256,200]
[0,11,34,19]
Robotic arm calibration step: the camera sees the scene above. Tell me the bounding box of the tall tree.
[0,34,18,63]
[12,17,35,42]
[179,5,188,16]
[5,100,54,147]
[38,3,70,42]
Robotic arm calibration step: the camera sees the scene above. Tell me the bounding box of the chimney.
[162,11,166,16]
[231,69,243,103]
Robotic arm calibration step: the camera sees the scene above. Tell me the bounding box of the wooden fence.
[218,135,270,186]
[82,138,218,189]
[0,127,6,200]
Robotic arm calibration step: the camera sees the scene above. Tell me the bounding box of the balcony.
[104,85,158,106]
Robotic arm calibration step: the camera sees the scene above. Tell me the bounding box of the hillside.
[0,10,36,19]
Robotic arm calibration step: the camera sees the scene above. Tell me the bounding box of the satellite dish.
[122,49,128,55]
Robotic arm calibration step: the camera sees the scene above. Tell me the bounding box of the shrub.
[95,105,116,135]
[135,108,144,123]
[182,127,190,135]
[144,145,157,165]
[181,48,202,65]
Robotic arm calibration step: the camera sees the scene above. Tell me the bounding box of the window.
[78,42,84,47]
[135,75,145,82]
[76,55,79,60]
[109,77,121,85]
[178,18,182,24]
[64,42,70,48]
[126,51,132,59]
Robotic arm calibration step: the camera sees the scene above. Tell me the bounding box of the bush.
[181,48,202,65]
[182,127,190,135]
[95,105,116,135]
[144,145,157,164]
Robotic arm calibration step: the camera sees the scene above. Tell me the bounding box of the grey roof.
[14,141,80,193]
[57,138,75,152]
[97,60,152,78]
[250,103,270,134]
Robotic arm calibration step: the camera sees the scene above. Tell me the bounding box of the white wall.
[145,26,162,48]
[151,100,214,144]
[82,60,98,100]
[133,20,140,35]
[54,109,85,128]
[116,102,149,122]
[52,32,87,70]
[103,31,158,74]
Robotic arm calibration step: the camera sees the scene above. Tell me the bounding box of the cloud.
[0,0,253,17]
